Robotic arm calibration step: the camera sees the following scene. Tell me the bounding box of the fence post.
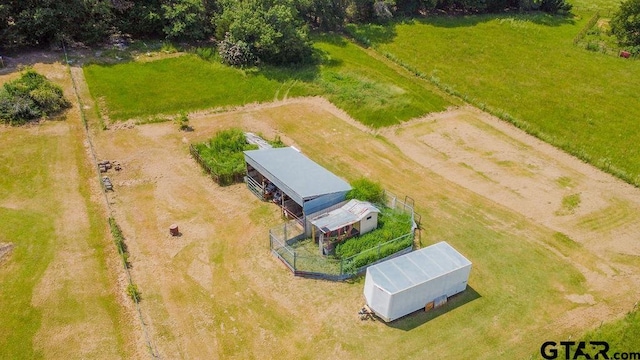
[293,252,297,271]
[340,259,343,275]
[377,243,381,259]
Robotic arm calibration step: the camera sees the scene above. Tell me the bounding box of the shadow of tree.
[345,11,575,47]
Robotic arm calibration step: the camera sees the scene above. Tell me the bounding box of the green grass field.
[352,9,640,186]
[0,64,134,358]
[84,35,452,127]
[84,55,321,121]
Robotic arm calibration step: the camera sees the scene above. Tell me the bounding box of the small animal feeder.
[169,224,179,236]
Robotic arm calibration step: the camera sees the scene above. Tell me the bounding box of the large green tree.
[0,0,114,47]
[611,0,640,47]
[162,0,212,40]
[216,0,312,65]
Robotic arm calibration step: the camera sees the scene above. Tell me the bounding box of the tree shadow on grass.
[254,62,321,84]
[383,285,482,331]
[416,11,575,29]
[344,11,574,48]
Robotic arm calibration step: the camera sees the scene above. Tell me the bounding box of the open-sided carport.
[244,147,352,223]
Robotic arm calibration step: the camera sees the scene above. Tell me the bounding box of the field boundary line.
[63,43,161,359]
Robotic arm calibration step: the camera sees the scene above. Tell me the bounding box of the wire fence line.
[63,43,160,359]
[269,191,418,281]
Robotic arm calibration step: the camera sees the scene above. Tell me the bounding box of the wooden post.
[319,233,324,256]
[283,223,288,245]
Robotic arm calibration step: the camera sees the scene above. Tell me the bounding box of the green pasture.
[314,35,452,126]
[84,35,452,127]
[84,55,320,121]
[352,9,640,185]
[0,123,131,359]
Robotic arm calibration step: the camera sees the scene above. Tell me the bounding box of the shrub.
[611,0,640,47]
[126,283,141,301]
[346,177,385,204]
[0,69,71,125]
[175,112,191,131]
[218,33,257,67]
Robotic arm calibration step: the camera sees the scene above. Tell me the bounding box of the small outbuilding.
[363,241,472,322]
[309,199,380,255]
[244,147,352,221]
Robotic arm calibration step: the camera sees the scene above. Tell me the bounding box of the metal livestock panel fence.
[269,191,418,281]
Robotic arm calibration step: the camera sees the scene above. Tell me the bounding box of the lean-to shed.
[364,241,471,322]
[244,147,352,219]
[309,199,380,255]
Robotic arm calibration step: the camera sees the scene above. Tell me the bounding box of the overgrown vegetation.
[175,112,191,131]
[0,69,70,125]
[126,283,141,301]
[108,217,129,266]
[335,207,412,259]
[346,177,385,204]
[192,128,257,186]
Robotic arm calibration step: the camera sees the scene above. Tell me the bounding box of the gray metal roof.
[310,199,379,233]
[367,241,472,295]
[244,147,351,206]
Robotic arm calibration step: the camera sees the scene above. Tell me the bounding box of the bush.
[611,0,640,47]
[218,34,258,66]
[0,69,71,125]
[126,283,141,301]
[345,177,385,204]
[175,112,191,131]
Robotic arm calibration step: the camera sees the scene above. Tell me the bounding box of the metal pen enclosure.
[364,241,472,322]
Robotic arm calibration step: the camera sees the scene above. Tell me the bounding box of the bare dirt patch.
[0,242,14,263]
[379,106,640,256]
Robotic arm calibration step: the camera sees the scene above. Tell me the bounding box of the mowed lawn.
[358,10,640,185]
[83,35,452,127]
[0,64,135,359]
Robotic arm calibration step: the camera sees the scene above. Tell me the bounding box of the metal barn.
[244,147,352,222]
[363,241,472,322]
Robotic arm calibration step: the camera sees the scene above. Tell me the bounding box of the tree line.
[1,0,571,65]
